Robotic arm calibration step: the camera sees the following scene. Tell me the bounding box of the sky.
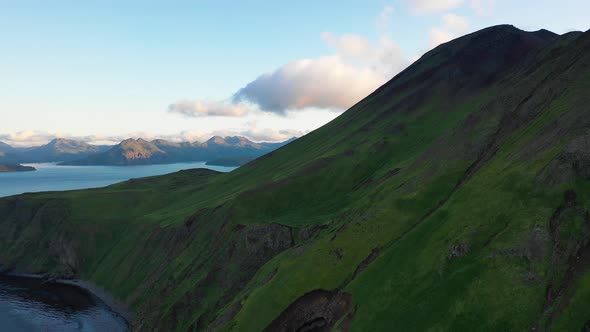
[1,0,588,147]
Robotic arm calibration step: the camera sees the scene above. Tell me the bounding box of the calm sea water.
[0,275,128,332]
[0,162,237,198]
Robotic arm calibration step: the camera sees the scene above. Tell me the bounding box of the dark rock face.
[537,190,590,330]
[0,198,79,277]
[135,220,296,331]
[538,135,590,184]
[264,290,353,332]
[448,242,471,259]
[351,248,380,281]
[567,136,590,179]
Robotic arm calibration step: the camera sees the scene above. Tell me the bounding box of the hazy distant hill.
[0,164,35,172]
[0,142,13,158]
[61,136,296,166]
[0,138,112,163]
[0,142,12,152]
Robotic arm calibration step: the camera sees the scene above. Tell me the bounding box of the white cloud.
[170,5,408,117]
[428,14,471,47]
[322,32,374,61]
[0,131,59,147]
[0,131,151,147]
[233,5,408,115]
[406,0,465,14]
[377,5,395,30]
[208,122,306,142]
[167,100,250,117]
[471,0,496,16]
[232,55,392,114]
[0,125,303,148]
[443,13,471,32]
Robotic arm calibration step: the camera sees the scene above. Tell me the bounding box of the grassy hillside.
[1,25,589,331]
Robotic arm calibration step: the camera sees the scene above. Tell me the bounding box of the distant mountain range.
[0,138,112,164]
[61,136,295,166]
[0,136,296,166]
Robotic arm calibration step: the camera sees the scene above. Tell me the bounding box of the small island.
[0,164,36,172]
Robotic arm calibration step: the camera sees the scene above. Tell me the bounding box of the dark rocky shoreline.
[0,270,134,329]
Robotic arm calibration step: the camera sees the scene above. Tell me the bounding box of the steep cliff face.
[1,26,590,331]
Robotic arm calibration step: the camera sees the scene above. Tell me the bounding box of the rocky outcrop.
[538,135,590,185]
[264,290,353,332]
[0,198,79,277]
[135,220,296,331]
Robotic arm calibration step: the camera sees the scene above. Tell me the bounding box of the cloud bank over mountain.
[170,5,409,117]
[1,123,306,147]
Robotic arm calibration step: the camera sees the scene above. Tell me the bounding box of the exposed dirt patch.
[448,242,471,259]
[298,224,328,242]
[498,227,550,262]
[264,290,353,332]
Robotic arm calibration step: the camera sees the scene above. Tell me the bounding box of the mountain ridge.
[0,136,295,166]
[0,138,112,164]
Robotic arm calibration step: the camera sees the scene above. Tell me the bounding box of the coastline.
[0,271,135,328]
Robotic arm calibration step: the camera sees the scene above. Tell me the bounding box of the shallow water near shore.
[0,162,237,198]
[0,275,128,332]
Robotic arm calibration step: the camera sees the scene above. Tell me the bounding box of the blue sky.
[1,0,588,146]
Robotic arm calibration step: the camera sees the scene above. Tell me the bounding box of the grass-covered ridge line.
[1,25,590,331]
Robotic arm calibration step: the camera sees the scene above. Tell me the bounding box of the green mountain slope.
[1,25,590,331]
[206,156,256,167]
